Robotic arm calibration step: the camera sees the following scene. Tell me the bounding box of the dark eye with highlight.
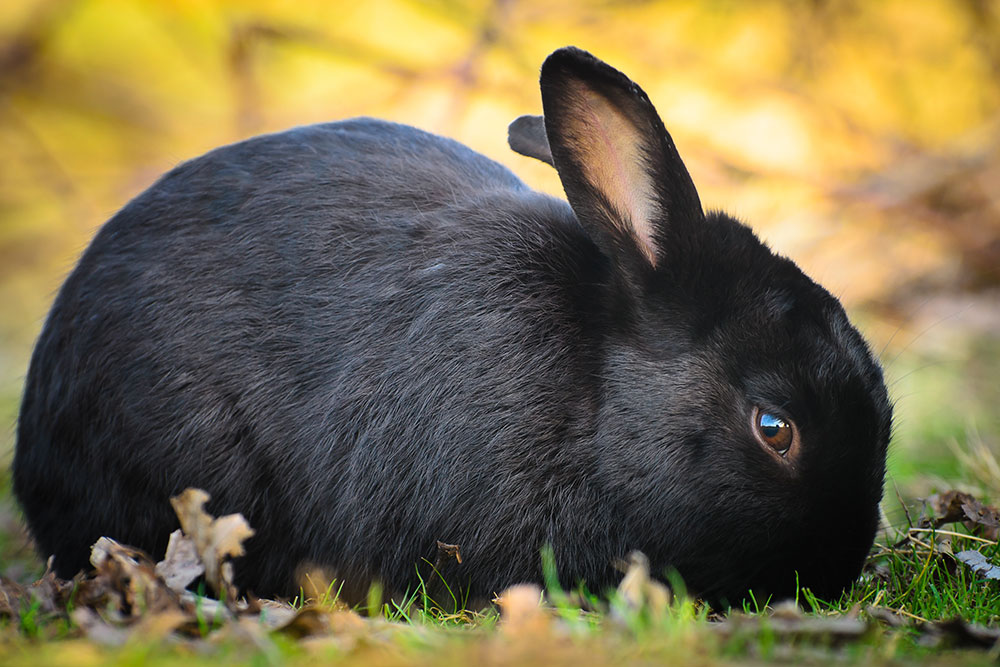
[753,409,795,457]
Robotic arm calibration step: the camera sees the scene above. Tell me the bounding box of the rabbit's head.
[525,47,891,603]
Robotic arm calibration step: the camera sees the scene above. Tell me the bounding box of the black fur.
[14,47,890,606]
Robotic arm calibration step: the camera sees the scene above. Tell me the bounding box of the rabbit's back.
[15,118,615,598]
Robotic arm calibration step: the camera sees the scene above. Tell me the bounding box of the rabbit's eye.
[754,409,794,457]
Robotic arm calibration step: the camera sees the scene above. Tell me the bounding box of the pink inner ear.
[561,81,659,266]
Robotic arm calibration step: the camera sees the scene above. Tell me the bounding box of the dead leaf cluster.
[0,488,370,649]
[168,488,255,603]
[880,489,1000,585]
[611,551,671,625]
[926,490,1000,541]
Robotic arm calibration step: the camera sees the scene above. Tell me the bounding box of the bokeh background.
[1,0,998,571]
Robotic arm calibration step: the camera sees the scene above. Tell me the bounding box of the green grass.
[855,533,999,626]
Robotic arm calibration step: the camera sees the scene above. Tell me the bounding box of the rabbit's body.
[15,49,891,605]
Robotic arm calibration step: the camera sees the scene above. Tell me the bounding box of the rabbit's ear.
[540,47,704,270]
[508,115,554,166]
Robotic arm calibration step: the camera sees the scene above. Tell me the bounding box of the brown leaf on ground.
[926,490,1000,539]
[70,607,131,646]
[866,606,907,628]
[770,600,805,620]
[294,612,381,655]
[0,557,72,618]
[169,488,255,605]
[132,607,191,640]
[254,599,299,630]
[959,499,1000,541]
[496,584,548,636]
[276,605,368,644]
[155,529,205,594]
[614,551,670,622]
[31,558,76,613]
[90,537,184,619]
[0,577,29,618]
[71,604,190,647]
[928,490,977,524]
[276,607,335,639]
[0,496,381,648]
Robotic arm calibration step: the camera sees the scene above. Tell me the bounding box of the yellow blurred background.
[1,0,998,495]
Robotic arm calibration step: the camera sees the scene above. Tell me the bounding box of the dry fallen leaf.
[0,577,29,618]
[70,607,131,647]
[770,600,804,621]
[277,607,334,639]
[615,551,671,622]
[90,537,183,619]
[959,500,1000,541]
[955,549,1000,580]
[0,494,401,650]
[29,558,75,614]
[0,557,77,619]
[927,490,1000,540]
[255,599,299,630]
[866,606,907,628]
[928,490,974,525]
[169,488,255,605]
[155,529,205,594]
[497,584,549,636]
[276,604,369,654]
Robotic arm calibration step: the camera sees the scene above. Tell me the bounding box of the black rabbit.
[14,47,891,606]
